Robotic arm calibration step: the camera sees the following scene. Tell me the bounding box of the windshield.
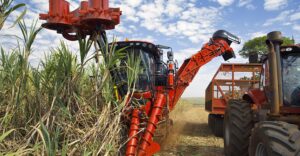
[136,49,155,91]
[114,47,155,94]
[282,53,300,106]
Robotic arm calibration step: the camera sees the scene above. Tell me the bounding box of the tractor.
[224,31,300,156]
[40,0,241,155]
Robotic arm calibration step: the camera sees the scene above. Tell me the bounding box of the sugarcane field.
[1,0,300,156]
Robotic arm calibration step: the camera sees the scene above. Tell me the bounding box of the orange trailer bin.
[205,63,262,137]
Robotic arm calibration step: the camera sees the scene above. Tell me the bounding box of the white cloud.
[293,24,300,32]
[238,0,251,6]
[264,0,288,11]
[214,0,235,6]
[29,0,48,12]
[110,0,222,44]
[263,10,293,26]
[175,47,201,66]
[138,1,165,19]
[140,4,220,43]
[250,31,266,39]
[119,4,140,22]
[125,0,142,7]
[165,0,185,16]
[290,12,300,21]
[115,24,132,33]
[263,9,300,33]
[238,0,255,9]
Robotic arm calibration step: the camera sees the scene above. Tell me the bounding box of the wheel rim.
[255,143,267,156]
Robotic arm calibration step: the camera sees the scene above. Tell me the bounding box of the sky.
[1,0,300,97]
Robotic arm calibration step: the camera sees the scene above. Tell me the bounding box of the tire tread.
[249,121,300,156]
[224,99,253,156]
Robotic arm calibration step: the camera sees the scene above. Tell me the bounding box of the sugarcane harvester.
[40,0,241,155]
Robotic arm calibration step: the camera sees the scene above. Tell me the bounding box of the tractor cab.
[281,45,300,106]
[110,41,171,97]
[260,44,300,107]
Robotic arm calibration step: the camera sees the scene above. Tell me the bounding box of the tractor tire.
[208,114,224,137]
[224,99,253,156]
[208,114,214,130]
[213,116,224,137]
[249,121,300,156]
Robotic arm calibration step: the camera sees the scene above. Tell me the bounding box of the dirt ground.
[156,104,224,156]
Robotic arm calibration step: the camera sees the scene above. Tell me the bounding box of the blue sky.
[1,0,300,97]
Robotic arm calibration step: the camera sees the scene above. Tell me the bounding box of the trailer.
[205,63,262,137]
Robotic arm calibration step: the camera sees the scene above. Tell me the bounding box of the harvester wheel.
[208,114,214,130]
[213,116,224,137]
[249,121,300,156]
[224,99,253,156]
[208,114,223,137]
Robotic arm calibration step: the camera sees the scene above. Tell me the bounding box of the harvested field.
[157,100,224,156]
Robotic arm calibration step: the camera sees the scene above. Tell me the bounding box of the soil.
[156,104,224,156]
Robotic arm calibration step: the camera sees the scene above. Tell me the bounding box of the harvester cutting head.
[39,0,121,41]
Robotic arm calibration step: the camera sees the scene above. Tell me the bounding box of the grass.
[0,10,141,155]
[179,97,205,105]
[0,0,26,30]
[0,1,206,155]
[158,100,223,156]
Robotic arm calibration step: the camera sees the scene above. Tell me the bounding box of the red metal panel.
[169,38,233,109]
[280,107,300,114]
[248,89,267,105]
[126,109,140,156]
[212,98,227,115]
[40,0,122,41]
[205,63,263,115]
[138,92,165,155]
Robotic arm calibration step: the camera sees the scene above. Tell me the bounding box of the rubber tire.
[208,114,214,130]
[213,116,224,137]
[209,114,224,137]
[224,99,253,156]
[249,121,300,156]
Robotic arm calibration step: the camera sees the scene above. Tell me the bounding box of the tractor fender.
[243,88,267,106]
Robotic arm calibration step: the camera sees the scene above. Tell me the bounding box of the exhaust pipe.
[266,31,283,116]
